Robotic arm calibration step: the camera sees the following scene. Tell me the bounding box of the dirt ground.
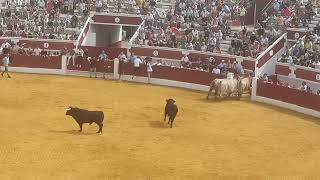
[1,73,320,180]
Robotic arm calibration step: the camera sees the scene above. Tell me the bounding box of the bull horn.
[66,107,71,111]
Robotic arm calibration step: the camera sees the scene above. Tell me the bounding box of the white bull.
[206,77,252,100]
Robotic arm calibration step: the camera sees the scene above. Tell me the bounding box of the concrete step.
[314,16,320,21]
[308,23,317,28]
[219,43,229,51]
[310,20,319,25]
[220,39,232,45]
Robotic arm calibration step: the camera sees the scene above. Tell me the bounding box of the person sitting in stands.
[306,86,313,93]
[261,73,268,82]
[300,81,308,91]
[118,51,127,62]
[99,50,108,61]
[18,46,26,55]
[181,54,189,67]
[211,66,221,74]
[155,59,162,66]
[218,60,227,73]
[317,90,320,95]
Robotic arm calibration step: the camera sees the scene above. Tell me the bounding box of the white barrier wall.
[255,34,287,77]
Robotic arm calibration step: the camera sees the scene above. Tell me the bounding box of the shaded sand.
[1,73,320,180]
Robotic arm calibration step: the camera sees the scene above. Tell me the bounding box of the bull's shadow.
[149,121,168,129]
[49,130,97,135]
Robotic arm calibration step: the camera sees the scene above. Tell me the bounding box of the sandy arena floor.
[1,73,320,180]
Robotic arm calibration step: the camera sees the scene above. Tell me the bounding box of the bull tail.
[207,80,216,99]
[216,81,222,98]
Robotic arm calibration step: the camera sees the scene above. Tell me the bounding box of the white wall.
[83,24,96,46]
[95,24,122,47]
[257,47,285,76]
[255,34,287,77]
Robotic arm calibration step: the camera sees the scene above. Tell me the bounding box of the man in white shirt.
[118,51,127,62]
[1,54,11,78]
[300,81,308,91]
[1,41,11,54]
[132,56,143,79]
[181,54,189,67]
[34,47,41,56]
[212,66,220,74]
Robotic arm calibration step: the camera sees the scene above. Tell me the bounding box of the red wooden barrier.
[3,54,62,69]
[67,60,114,73]
[256,80,320,112]
[120,62,223,86]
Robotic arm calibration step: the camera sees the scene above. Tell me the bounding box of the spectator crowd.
[135,0,255,55]
[280,30,320,69]
[260,73,320,95]
[0,0,90,40]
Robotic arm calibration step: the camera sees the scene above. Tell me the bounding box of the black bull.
[164,99,178,128]
[66,107,104,133]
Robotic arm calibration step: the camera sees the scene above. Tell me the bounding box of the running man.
[1,54,11,78]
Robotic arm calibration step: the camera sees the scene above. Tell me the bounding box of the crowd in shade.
[280,30,320,69]
[260,73,320,95]
[259,0,316,28]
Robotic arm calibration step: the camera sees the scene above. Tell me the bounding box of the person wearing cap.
[1,53,11,78]
[218,60,226,73]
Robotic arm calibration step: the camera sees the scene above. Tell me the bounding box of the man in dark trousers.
[88,57,98,78]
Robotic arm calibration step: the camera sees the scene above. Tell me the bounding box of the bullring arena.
[1,73,320,179]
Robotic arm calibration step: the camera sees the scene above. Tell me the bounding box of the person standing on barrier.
[1,54,11,78]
